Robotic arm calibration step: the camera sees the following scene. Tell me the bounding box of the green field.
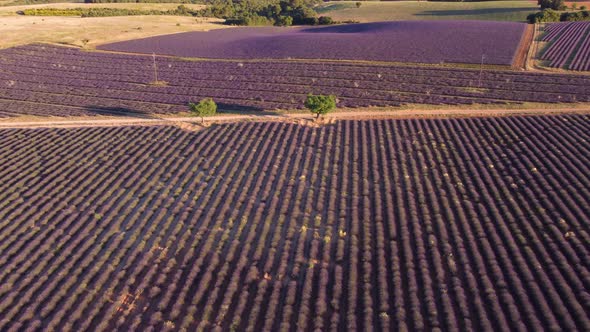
[316,1,539,22]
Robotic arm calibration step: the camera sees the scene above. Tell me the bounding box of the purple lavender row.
[541,22,590,71]
[570,28,590,71]
[0,116,589,330]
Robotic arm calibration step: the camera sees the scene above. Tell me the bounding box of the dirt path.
[0,107,589,129]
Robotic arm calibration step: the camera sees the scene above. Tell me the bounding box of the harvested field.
[0,15,225,49]
[315,1,539,23]
[0,2,205,16]
[98,20,526,66]
[0,116,589,330]
[1,44,590,118]
[540,22,590,71]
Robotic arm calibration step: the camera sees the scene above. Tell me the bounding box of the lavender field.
[1,44,590,118]
[0,116,589,331]
[99,21,526,66]
[541,22,590,71]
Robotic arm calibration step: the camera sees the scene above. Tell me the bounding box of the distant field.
[316,1,539,22]
[99,21,526,65]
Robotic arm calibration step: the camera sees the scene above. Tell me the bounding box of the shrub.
[188,98,217,123]
[527,9,561,23]
[560,10,590,21]
[305,94,336,119]
[225,14,273,26]
[276,15,293,26]
[318,16,333,25]
[356,2,362,8]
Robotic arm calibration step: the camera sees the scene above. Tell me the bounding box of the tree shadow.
[216,103,283,116]
[83,104,283,118]
[83,106,158,119]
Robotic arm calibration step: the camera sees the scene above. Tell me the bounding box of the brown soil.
[513,23,535,70]
[1,107,589,129]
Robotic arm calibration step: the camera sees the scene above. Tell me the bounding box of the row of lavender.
[0,116,588,330]
[541,22,590,71]
[0,44,590,117]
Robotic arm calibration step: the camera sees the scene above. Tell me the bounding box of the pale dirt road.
[0,107,589,129]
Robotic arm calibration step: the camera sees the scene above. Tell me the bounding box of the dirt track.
[0,107,589,129]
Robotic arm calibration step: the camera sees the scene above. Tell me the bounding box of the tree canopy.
[304,94,336,119]
[189,98,217,123]
[205,0,333,26]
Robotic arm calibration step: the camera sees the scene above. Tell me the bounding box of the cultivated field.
[315,1,539,22]
[0,116,589,331]
[99,21,526,66]
[538,22,590,71]
[1,43,590,118]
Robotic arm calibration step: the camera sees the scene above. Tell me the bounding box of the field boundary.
[1,107,589,129]
[513,23,534,70]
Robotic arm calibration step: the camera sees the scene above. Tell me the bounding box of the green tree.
[189,98,217,123]
[356,2,362,8]
[527,9,561,23]
[304,94,336,119]
[318,15,333,25]
[276,15,293,26]
[538,0,566,10]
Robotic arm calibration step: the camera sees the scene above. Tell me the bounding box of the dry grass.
[316,1,538,22]
[0,15,228,49]
[0,2,205,15]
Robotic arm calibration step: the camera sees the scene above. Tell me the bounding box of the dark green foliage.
[355,2,361,8]
[214,0,332,26]
[304,94,336,119]
[225,14,273,26]
[560,10,590,21]
[318,15,333,25]
[189,98,217,123]
[527,8,590,22]
[276,15,293,26]
[527,9,560,23]
[538,0,566,10]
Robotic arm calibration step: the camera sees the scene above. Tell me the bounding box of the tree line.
[528,0,590,23]
[204,0,333,26]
